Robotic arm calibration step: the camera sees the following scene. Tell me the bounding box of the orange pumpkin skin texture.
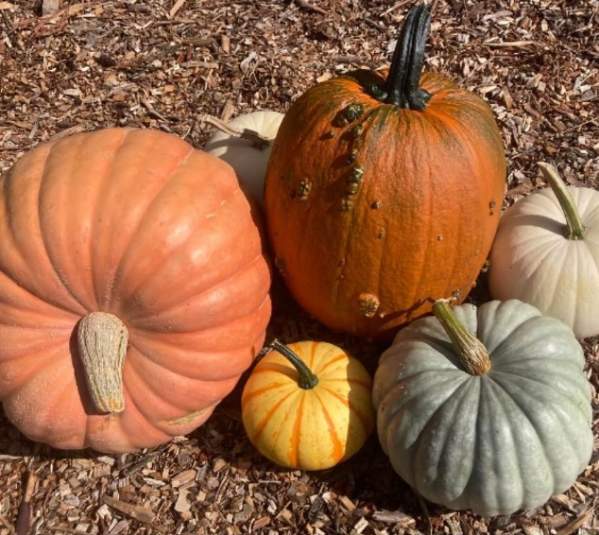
[0,128,271,453]
[265,9,505,337]
[241,341,374,471]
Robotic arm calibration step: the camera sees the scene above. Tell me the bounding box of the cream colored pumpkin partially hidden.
[205,111,284,207]
[490,162,599,339]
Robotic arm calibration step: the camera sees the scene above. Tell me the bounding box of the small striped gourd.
[242,340,375,470]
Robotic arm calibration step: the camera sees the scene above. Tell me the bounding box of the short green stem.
[432,300,491,376]
[538,162,585,240]
[268,340,319,390]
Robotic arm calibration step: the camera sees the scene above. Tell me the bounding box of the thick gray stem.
[78,312,128,414]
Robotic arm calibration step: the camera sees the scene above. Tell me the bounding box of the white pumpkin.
[489,163,599,339]
[205,111,284,207]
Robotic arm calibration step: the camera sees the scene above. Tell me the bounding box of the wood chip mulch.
[0,1,598,534]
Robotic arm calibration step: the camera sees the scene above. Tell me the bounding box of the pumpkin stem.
[267,340,319,390]
[432,300,491,376]
[78,312,128,414]
[200,113,271,150]
[385,3,432,109]
[538,162,585,240]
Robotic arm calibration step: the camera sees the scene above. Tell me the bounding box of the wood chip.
[15,471,36,535]
[501,87,513,109]
[353,517,369,534]
[171,469,196,488]
[339,495,356,512]
[556,506,594,535]
[372,510,416,525]
[103,496,155,524]
[213,458,227,473]
[106,520,129,535]
[253,516,270,529]
[484,40,540,49]
[174,489,191,514]
[221,35,230,54]
[41,0,60,16]
[521,522,544,535]
[169,0,187,19]
[295,0,326,16]
[220,100,236,122]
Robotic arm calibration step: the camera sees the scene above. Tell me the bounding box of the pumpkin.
[0,127,272,453]
[241,340,374,470]
[205,111,284,207]
[489,162,599,339]
[373,299,593,516]
[264,3,506,338]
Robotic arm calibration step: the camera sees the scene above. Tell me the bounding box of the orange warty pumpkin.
[264,4,506,337]
[0,128,271,453]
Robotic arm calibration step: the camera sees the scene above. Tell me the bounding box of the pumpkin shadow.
[307,363,436,526]
[309,436,430,520]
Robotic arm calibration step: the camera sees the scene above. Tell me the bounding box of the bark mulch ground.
[0,1,598,534]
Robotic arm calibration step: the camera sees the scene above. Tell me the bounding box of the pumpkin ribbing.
[0,128,271,453]
[374,299,593,516]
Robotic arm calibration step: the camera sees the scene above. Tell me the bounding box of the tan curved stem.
[433,300,491,376]
[200,114,272,149]
[78,312,128,414]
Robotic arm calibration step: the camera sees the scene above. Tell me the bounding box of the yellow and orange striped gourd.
[241,340,374,470]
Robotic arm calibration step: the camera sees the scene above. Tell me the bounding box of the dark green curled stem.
[268,339,319,390]
[432,300,491,376]
[385,3,432,109]
[538,162,585,240]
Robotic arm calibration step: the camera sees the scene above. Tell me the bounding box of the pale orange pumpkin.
[0,128,271,453]
[241,340,374,470]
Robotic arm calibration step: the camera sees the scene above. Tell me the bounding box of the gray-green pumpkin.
[373,299,593,517]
